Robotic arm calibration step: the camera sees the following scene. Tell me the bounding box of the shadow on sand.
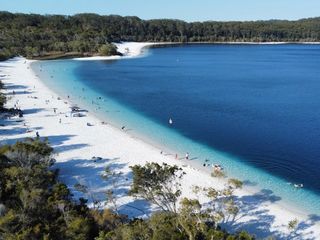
[6,90,34,95]
[218,188,320,239]
[5,84,28,90]
[53,157,152,217]
[22,108,45,115]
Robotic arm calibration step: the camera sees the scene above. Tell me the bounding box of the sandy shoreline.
[1,42,320,239]
[73,42,160,61]
[74,41,320,61]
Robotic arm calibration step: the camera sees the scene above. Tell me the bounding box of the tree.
[0,79,7,109]
[228,179,243,189]
[0,48,13,61]
[65,217,95,240]
[148,211,186,240]
[0,139,97,239]
[101,165,123,214]
[3,138,54,169]
[176,197,247,240]
[287,218,299,238]
[1,12,320,60]
[288,219,298,231]
[98,44,118,56]
[0,139,255,240]
[129,162,185,213]
[177,198,207,240]
[0,92,6,109]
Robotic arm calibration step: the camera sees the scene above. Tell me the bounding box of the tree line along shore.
[1,11,320,60]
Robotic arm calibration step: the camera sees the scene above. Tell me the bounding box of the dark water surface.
[75,44,320,195]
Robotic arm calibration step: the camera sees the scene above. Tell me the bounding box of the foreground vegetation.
[0,137,255,239]
[0,81,5,109]
[1,11,320,60]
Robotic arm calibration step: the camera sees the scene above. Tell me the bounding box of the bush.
[98,44,118,56]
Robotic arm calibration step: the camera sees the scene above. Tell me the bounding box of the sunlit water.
[32,44,320,214]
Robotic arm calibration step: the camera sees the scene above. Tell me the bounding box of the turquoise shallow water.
[32,44,320,215]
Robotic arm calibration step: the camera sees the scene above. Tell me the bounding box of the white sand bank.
[1,43,320,239]
[73,42,158,61]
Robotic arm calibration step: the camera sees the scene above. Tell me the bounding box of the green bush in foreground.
[0,139,97,239]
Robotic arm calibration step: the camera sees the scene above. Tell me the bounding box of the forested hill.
[1,11,320,60]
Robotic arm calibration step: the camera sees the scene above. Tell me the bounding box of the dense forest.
[0,11,320,60]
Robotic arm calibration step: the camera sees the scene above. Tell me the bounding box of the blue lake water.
[32,44,320,214]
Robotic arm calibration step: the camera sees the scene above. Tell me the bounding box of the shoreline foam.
[1,42,320,239]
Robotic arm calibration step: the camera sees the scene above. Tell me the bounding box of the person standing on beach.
[185,152,189,160]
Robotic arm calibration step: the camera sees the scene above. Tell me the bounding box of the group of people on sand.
[213,164,223,172]
[161,150,225,174]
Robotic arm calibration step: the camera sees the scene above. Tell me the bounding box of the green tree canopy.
[129,162,185,213]
[1,11,320,60]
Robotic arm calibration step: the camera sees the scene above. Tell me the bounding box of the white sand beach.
[1,42,320,239]
[73,42,158,60]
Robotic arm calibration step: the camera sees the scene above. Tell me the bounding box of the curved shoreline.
[1,43,320,238]
[33,58,320,215]
[72,41,320,61]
